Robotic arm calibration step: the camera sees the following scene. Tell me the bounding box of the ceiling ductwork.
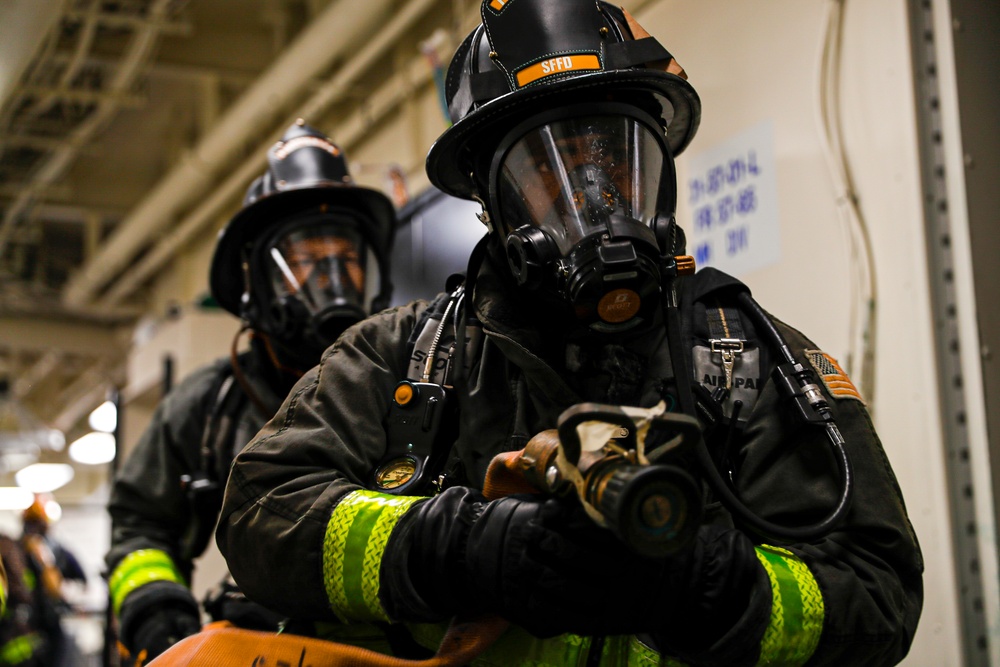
[0,0,467,502]
[95,0,445,309]
[61,0,400,309]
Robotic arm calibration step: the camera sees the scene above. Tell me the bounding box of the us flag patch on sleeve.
[805,350,866,404]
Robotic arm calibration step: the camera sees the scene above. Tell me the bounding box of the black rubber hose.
[661,283,854,542]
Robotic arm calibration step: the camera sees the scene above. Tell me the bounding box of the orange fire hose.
[144,448,547,667]
[145,614,510,667]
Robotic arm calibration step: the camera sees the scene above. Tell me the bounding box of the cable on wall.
[815,0,879,409]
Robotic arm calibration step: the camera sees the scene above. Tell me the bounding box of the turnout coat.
[218,256,923,667]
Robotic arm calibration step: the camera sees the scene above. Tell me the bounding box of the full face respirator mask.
[251,212,381,360]
[488,103,678,333]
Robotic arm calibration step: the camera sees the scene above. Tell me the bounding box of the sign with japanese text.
[685,120,780,276]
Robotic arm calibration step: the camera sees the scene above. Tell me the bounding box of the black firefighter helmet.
[426,0,700,202]
[210,120,396,367]
[425,0,700,334]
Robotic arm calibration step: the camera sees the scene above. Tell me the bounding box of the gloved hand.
[128,603,202,661]
[381,487,762,643]
[203,578,285,631]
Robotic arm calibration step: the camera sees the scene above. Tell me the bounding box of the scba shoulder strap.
[180,361,248,561]
[682,269,764,427]
[371,285,482,496]
[692,301,762,421]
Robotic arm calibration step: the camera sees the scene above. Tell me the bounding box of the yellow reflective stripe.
[314,620,395,654]
[409,624,690,667]
[623,635,688,666]
[411,623,588,666]
[0,557,7,618]
[323,490,424,623]
[108,549,187,615]
[754,545,824,666]
[0,632,41,663]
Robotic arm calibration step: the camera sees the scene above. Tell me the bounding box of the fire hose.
[146,401,694,666]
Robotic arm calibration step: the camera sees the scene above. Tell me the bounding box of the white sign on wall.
[685,120,780,276]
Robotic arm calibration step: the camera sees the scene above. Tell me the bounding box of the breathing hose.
[661,279,854,543]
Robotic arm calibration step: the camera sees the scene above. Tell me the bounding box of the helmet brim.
[210,184,396,317]
[426,69,700,200]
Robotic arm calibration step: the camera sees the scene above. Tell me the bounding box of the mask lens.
[267,223,367,316]
[497,115,664,255]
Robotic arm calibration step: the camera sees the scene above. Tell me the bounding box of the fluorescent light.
[43,498,61,522]
[0,487,34,510]
[15,463,75,493]
[47,429,65,451]
[68,431,116,465]
[88,400,117,433]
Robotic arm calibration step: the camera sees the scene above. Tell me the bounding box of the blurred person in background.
[104,120,397,665]
[0,496,85,667]
[0,532,46,666]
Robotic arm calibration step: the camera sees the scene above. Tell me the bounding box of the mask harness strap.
[661,272,854,542]
[229,325,276,420]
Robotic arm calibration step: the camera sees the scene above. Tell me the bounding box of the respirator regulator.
[489,104,678,333]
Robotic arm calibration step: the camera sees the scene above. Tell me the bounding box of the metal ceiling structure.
[0,0,466,503]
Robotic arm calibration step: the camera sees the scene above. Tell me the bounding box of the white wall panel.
[637,2,959,664]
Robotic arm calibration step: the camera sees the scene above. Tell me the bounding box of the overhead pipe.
[97,0,445,309]
[62,0,401,309]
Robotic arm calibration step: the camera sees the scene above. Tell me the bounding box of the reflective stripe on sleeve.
[323,490,424,623]
[0,632,42,663]
[754,545,824,666]
[108,548,187,616]
[408,624,691,666]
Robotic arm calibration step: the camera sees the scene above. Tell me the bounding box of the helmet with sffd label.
[426,0,699,334]
[426,0,699,201]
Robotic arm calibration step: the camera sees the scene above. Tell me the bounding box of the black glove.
[129,604,202,660]
[119,582,202,662]
[382,487,763,644]
[203,578,285,631]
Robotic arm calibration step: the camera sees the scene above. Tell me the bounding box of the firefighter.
[17,497,83,667]
[0,534,46,666]
[105,120,397,664]
[217,2,923,665]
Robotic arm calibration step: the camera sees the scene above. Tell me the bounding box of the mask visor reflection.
[497,115,664,256]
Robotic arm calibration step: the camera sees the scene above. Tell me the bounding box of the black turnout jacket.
[218,258,923,666]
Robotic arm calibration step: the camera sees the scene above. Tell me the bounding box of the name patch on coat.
[692,345,760,419]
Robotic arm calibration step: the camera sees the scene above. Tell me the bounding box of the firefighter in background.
[0,497,85,666]
[0,533,45,666]
[217,1,923,665]
[20,497,86,596]
[0,548,6,616]
[104,120,397,664]
[17,497,85,667]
